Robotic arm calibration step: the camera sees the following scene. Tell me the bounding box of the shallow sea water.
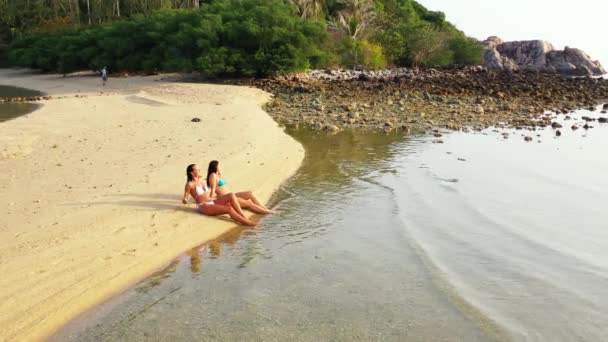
[0,85,43,121]
[55,107,608,342]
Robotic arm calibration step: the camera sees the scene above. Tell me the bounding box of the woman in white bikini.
[206,160,273,214]
[182,164,255,226]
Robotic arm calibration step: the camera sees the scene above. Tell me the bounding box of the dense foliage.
[7,0,329,76]
[4,0,484,74]
[375,0,483,67]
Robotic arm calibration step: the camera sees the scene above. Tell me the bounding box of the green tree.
[449,35,484,65]
[338,38,386,69]
[405,23,452,67]
[329,0,376,68]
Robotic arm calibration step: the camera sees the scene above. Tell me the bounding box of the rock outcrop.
[483,36,606,76]
[253,68,608,133]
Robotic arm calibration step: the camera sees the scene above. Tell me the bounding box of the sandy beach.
[0,69,304,341]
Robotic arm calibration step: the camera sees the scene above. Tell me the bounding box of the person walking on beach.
[101,66,108,86]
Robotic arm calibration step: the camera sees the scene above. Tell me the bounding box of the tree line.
[2,0,484,75]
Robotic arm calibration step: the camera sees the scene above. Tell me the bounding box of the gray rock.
[313,103,325,111]
[326,124,340,133]
[482,37,605,76]
[348,111,360,119]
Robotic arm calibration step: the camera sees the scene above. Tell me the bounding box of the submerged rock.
[325,124,340,133]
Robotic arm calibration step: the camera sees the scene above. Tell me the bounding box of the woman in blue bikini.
[206,160,273,214]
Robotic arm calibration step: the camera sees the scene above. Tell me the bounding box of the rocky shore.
[0,95,52,102]
[253,67,608,134]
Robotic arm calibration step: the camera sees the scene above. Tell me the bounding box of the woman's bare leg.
[237,198,273,214]
[200,204,255,226]
[214,193,246,217]
[226,207,255,226]
[235,191,271,211]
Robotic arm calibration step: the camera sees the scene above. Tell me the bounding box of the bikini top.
[211,172,228,187]
[195,184,208,196]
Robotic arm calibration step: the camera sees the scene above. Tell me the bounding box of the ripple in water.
[55,109,608,341]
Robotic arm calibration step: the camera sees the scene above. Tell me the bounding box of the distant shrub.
[338,38,387,70]
[449,35,484,66]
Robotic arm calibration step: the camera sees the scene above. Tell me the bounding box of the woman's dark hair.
[186,164,196,182]
[207,160,219,186]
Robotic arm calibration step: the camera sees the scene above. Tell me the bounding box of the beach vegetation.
[7,0,330,76]
[4,0,484,74]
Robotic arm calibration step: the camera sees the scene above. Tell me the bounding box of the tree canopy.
[3,0,484,74]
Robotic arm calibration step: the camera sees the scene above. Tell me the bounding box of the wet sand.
[0,69,304,341]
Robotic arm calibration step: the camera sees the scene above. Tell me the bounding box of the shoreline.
[0,69,304,340]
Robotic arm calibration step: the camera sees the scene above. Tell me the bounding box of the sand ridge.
[0,69,304,341]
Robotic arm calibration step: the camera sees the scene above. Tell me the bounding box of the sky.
[417,0,607,66]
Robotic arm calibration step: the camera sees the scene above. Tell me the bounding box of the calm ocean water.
[0,85,42,121]
[55,107,608,341]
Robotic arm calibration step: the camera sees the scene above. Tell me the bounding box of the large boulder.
[483,36,606,76]
[546,47,606,76]
[484,48,518,71]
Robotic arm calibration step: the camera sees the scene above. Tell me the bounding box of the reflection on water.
[0,85,43,122]
[55,111,608,341]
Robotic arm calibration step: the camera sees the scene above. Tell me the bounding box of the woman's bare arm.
[208,173,218,199]
[182,183,191,204]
